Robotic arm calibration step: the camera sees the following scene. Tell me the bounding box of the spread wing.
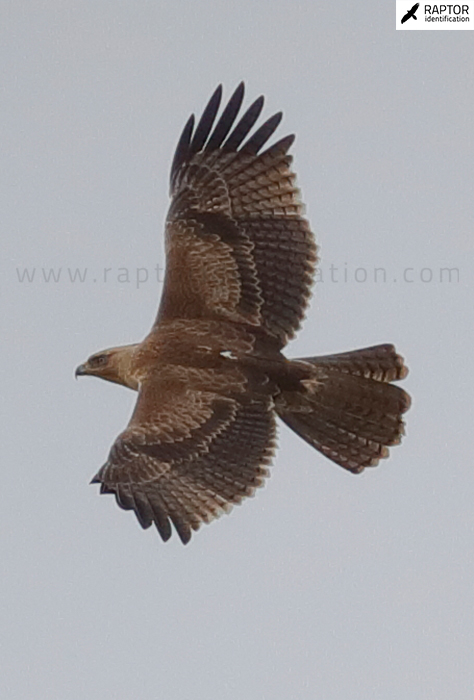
[91,377,276,544]
[156,83,318,348]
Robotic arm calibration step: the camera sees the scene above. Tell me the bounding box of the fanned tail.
[276,345,411,473]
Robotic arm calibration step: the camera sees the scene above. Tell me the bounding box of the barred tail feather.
[298,343,408,383]
[277,344,411,473]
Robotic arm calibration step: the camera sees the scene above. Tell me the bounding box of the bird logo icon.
[401,2,420,23]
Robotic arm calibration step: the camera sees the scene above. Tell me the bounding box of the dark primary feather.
[189,84,223,157]
[222,95,265,152]
[169,114,194,193]
[205,82,245,152]
[169,85,279,190]
[240,112,283,155]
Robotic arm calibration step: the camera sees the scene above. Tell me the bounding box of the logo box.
[396,1,474,29]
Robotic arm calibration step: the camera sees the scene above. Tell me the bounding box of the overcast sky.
[2,2,473,699]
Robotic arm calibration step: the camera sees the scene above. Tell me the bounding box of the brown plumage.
[76,84,411,544]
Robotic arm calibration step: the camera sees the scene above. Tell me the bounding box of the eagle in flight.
[76,84,410,544]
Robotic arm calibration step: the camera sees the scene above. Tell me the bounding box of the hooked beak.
[75,364,87,379]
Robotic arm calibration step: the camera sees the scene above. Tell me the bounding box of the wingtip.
[222,93,265,152]
[156,522,173,542]
[207,84,223,110]
[186,113,195,133]
[273,110,283,123]
[234,81,245,100]
[241,109,284,155]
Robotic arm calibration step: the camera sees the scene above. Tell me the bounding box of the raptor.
[76,84,410,544]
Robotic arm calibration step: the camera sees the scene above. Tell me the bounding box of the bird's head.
[75,344,140,390]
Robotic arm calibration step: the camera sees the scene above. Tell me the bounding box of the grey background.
[2,2,473,699]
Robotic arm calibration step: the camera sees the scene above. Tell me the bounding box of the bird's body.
[77,84,410,543]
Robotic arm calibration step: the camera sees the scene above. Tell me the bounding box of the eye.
[89,354,108,367]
